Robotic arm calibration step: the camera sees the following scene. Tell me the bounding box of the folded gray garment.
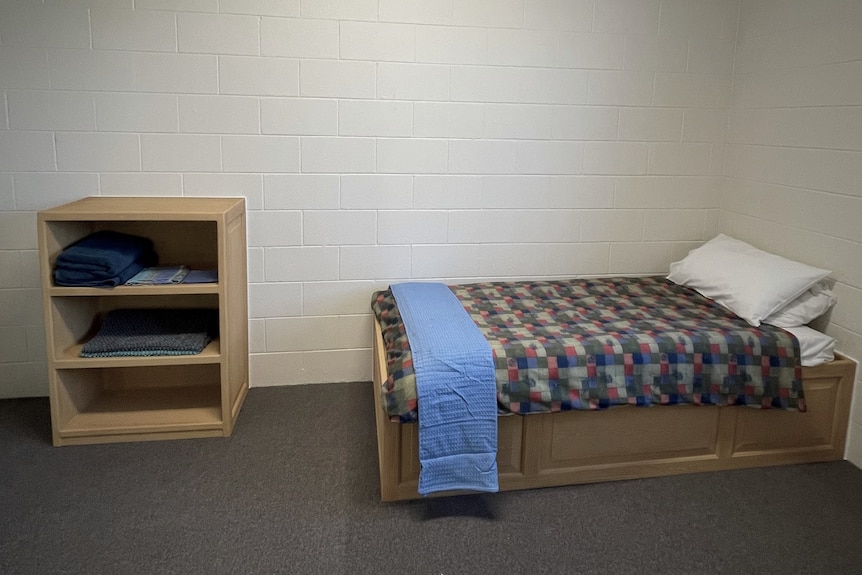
[80,309,218,357]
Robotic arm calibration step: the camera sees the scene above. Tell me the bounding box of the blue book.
[125,266,189,285]
[182,269,218,284]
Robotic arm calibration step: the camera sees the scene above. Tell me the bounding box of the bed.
[370,237,857,502]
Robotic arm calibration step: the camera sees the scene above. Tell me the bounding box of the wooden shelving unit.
[38,197,248,446]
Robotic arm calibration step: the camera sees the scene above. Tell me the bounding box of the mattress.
[371,276,806,422]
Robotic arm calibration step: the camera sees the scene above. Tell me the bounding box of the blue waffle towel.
[53,230,156,287]
[390,282,499,496]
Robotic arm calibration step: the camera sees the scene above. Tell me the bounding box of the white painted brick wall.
[583,142,647,175]
[95,93,178,133]
[377,63,449,100]
[261,98,337,135]
[247,211,303,247]
[0,5,90,49]
[340,22,416,63]
[377,211,448,245]
[338,101,413,137]
[177,12,259,55]
[260,18,339,59]
[133,53,218,94]
[248,283,303,318]
[302,280,377,316]
[0,48,51,90]
[618,108,683,143]
[218,56,299,96]
[140,134,220,172]
[411,244,482,279]
[136,0,217,12]
[8,91,95,131]
[339,245,411,280]
[300,60,375,98]
[0,132,55,171]
[448,140,518,174]
[725,0,862,467]
[524,0,593,31]
[265,246,339,282]
[48,49,135,91]
[302,0,377,22]
[264,175,339,209]
[101,173,182,198]
[303,210,377,245]
[183,173,263,208]
[13,174,99,211]
[57,133,141,172]
[179,95,260,134]
[377,138,448,174]
[213,1,291,16]
[222,136,300,173]
[623,36,688,72]
[340,175,412,209]
[91,8,177,52]
[379,0,453,25]
[594,0,660,35]
[301,137,376,173]
[12,0,859,421]
[415,26,488,65]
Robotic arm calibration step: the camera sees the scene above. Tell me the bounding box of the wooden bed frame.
[372,321,857,502]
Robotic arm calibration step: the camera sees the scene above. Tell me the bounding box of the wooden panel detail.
[733,377,841,456]
[540,406,720,471]
[224,210,249,429]
[497,415,523,474]
[399,423,420,482]
[371,319,858,502]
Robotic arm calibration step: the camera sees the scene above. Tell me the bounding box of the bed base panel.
[372,322,856,502]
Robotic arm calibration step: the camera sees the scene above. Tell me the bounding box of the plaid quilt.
[371,277,805,423]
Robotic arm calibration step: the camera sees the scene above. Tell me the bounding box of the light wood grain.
[38,197,249,446]
[371,320,857,502]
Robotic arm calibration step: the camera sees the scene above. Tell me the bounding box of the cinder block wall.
[0,0,738,396]
[723,0,862,465]
[2,0,861,468]
[0,0,737,394]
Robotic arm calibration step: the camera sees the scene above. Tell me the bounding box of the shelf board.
[55,339,221,369]
[58,385,223,438]
[38,196,244,221]
[49,284,220,297]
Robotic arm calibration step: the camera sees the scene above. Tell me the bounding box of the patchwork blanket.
[372,277,805,422]
[390,282,498,495]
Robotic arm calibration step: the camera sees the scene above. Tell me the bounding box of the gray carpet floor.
[2,381,862,575]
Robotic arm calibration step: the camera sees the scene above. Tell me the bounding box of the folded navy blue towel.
[54,254,152,287]
[53,230,157,287]
[55,230,154,274]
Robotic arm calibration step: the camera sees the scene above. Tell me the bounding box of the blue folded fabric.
[55,230,154,273]
[390,282,499,496]
[53,255,151,287]
[53,230,157,287]
[80,308,217,357]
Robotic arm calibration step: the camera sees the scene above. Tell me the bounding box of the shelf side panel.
[223,208,249,431]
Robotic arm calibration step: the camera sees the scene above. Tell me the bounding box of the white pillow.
[667,234,831,327]
[762,281,837,328]
[781,325,836,367]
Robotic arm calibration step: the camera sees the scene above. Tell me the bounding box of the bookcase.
[38,197,248,446]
